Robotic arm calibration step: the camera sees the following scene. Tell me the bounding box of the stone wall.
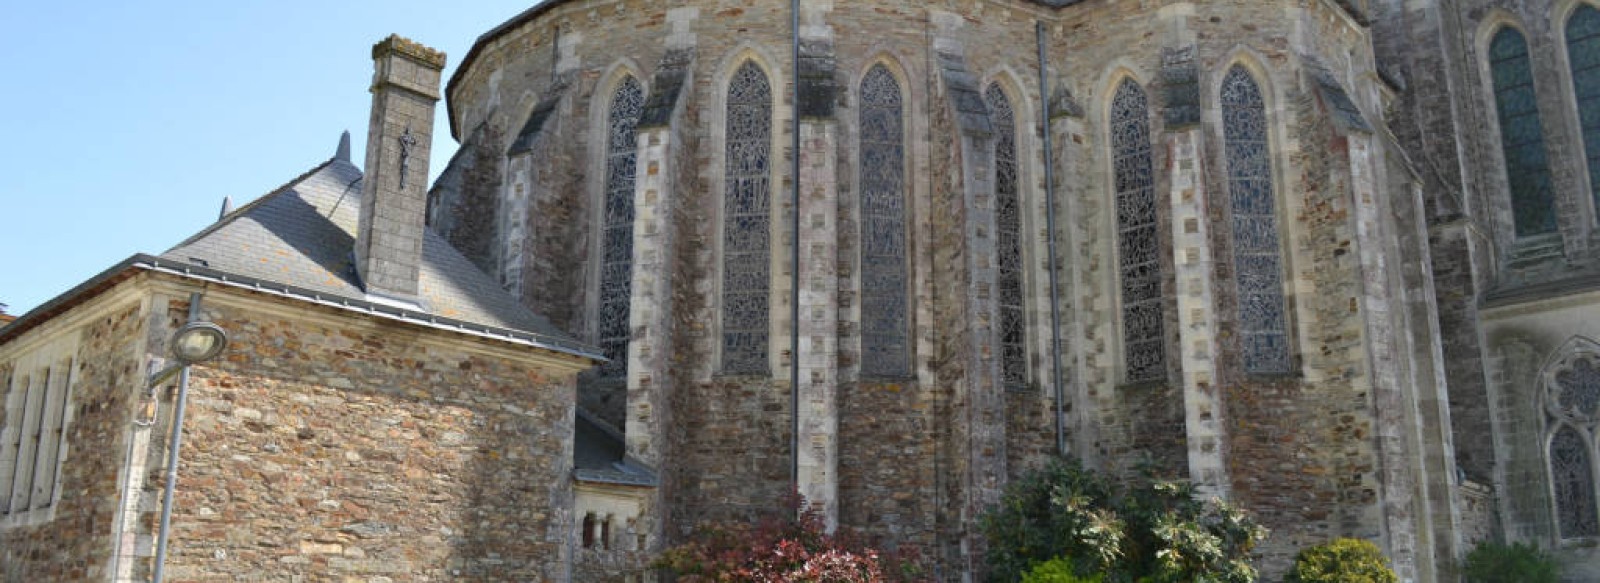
[148,287,581,581]
[1,292,146,582]
[438,0,1461,578]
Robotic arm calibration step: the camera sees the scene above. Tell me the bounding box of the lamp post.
[150,294,228,583]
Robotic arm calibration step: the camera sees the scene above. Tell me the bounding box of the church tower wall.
[435,0,1466,579]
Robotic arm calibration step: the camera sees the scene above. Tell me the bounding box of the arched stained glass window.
[1221,66,1291,375]
[722,62,773,374]
[1551,424,1599,538]
[1569,6,1600,218]
[1491,27,1558,236]
[859,65,909,377]
[599,76,644,379]
[986,82,1027,389]
[1111,79,1165,383]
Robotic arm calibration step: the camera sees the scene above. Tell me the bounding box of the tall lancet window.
[1550,355,1600,539]
[1111,79,1165,383]
[1569,6,1600,217]
[1221,66,1291,375]
[986,83,1027,389]
[599,76,645,379]
[1491,27,1558,236]
[859,65,909,377]
[722,62,773,374]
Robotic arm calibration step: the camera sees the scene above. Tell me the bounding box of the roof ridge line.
[164,158,344,254]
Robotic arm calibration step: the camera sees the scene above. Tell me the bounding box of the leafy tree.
[1284,538,1396,583]
[980,459,1266,583]
[1023,558,1104,583]
[653,491,928,582]
[1461,541,1558,583]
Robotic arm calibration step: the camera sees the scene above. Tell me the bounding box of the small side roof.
[4,146,600,362]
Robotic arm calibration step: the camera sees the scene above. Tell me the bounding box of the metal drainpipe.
[152,292,203,583]
[1037,21,1068,457]
[789,0,803,498]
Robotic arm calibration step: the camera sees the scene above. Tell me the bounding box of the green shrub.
[1461,541,1558,583]
[1284,538,1397,583]
[1022,557,1103,583]
[980,459,1266,583]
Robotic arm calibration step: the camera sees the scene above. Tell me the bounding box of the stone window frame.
[585,63,650,381]
[1539,336,1600,544]
[853,57,917,380]
[1555,0,1600,234]
[709,48,786,378]
[1099,69,1172,386]
[0,334,78,529]
[1472,13,1577,252]
[981,70,1049,392]
[1207,53,1305,378]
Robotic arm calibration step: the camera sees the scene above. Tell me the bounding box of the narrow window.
[582,512,597,548]
[34,359,71,507]
[1551,424,1599,538]
[986,83,1027,389]
[722,62,773,374]
[8,371,46,512]
[0,373,24,514]
[1111,79,1165,383]
[859,65,909,377]
[1221,66,1292,375]
[1491,27,1558,236]
[1568,6,1600,217]
[599,76,645,379]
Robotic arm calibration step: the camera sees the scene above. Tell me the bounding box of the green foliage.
[1022,558,1104,583]
[1461,541,1559,583]
[980,459,1266,583]
[653,491,928,582]
[1284,538,1397,583]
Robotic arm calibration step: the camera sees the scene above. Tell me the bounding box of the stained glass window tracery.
[986,82,1027,389]
[1568,6,1600,218]
[1551,424,1599,538]
[1221,66,1291,375]
[599,76,644,379]
[722,62,773,374]
[859,65,910,377]
[1111,79,1165,383]
[1491,27,1558,237]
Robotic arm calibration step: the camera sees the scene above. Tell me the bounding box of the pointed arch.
[1541,336,1600,540]
[1109,77,1165,383]
[1550,424,1599,538]
[1487,25,1558,237]
[858,63,910,377]
[596,74,645,379]
[1567,4,1600,220]
[1220,64,1291,375]
[720,59,775,374]
[985,81,1027,388]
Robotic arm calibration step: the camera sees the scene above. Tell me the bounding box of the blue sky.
[0,2,539,315]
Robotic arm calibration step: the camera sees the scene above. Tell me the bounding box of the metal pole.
[1036,22,1068,457]
[151,292,202,583]
[789,0,803,500]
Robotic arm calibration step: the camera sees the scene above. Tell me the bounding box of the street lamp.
[146,321,229,388]
[150,296,228,583]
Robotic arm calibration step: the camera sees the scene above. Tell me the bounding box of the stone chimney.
[355,34,446,302]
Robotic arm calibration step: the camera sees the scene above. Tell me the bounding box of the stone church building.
[6,0,1600,581]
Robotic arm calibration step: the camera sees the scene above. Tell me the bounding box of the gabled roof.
[158,155,596,358]
[0,149,600,362]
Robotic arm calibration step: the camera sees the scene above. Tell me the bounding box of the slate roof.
[573,408,658,487]
[160,153,596,358]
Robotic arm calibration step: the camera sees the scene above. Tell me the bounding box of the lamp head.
[170,321,228,365]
